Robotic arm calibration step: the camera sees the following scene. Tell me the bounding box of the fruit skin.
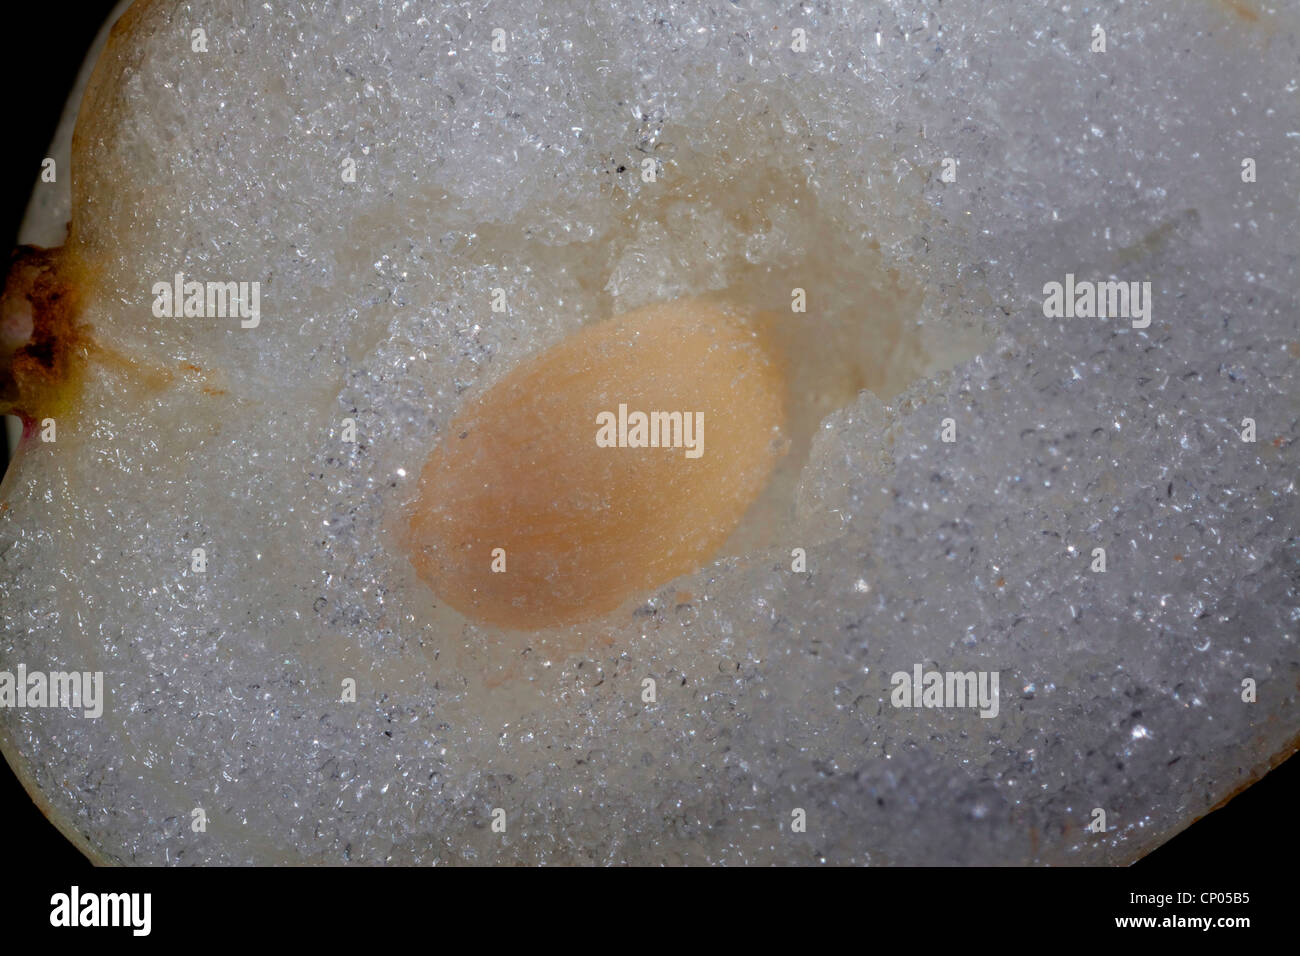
[402,298,787,630]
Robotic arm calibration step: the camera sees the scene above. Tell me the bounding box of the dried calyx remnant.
[0,245,93,427]
[403,297,787,630]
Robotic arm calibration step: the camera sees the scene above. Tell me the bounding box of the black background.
[0,0,1294,897]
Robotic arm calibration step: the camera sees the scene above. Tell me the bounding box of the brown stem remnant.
[0,245,95,425]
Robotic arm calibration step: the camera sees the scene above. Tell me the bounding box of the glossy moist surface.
[405,299,785,630]
[0,0,1297,865]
